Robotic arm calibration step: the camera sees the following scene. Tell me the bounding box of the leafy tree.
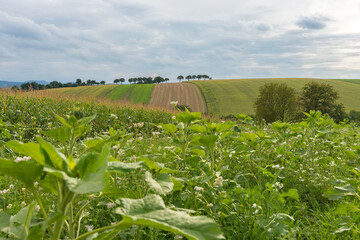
[120,78,125,85]
[114,79,120,84]
[254,83,298,123]
[100,80,106,85]
[186,75,192,81]
[300,82,346,122]
[76,78,82,85]
[177,75,184,82]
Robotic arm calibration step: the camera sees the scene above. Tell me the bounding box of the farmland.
[48,84,154,104]
[46,78,360,118]
[1,91,360,239]
[192,78,360,116]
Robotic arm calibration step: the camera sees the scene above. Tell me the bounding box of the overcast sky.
[0,0,359,83]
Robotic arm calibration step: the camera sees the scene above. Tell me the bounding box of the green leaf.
[176,112,202,125]
[171,177,184,192]
[45,145,110,194]
[78,114,96,126]
[199,135,218,149]
[281,189,299,201]
[37,137,68,171]
[145,172,174,195]
[324,184,356,200]
[115,194,224,240]
[188,125,207,133]
[107,159,144,173]
[5,141,45,165]
[0,212,10,232]
[43,126,71,144]
[0,158,42,188]
[160,123,177,134]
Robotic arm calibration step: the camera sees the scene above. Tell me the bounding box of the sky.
[0,0,359,83]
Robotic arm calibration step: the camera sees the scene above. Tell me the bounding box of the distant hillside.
[0,80,48,88]
[192,78,360,116]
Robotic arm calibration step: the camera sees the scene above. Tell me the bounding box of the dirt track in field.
[149,83,207,112]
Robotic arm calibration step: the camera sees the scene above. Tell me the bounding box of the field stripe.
[149,83,206,112]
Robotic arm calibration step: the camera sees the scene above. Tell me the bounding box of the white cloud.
[0,0,359,82]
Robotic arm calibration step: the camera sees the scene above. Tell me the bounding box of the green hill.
[192,78,360,116]
[49,84,154,104]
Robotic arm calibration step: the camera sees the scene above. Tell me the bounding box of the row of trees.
[114,76,170,85]
[177,75,211,82]
[254,82,347,123]
[17,79,106,91]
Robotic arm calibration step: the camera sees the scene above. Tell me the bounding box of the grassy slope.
[192,78,360,116]
[48,84,154,104]
[127,84,154,104]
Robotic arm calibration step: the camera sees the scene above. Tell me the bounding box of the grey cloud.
[296,16,330,30]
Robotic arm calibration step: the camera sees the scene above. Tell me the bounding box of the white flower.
[112,144,119,150]
[89,194,96,199]
[21,201,27,207]
[85,225,94,232]
[172,115,176,120]
[214,176,223,187]
[206,203,213,208]
[194,186,204,192]
[106,202,116,209]
[14,156,31,163]
[34,182,39,187]
[170,101,178,106]
[0,189,10,195]
[272,182,284,189]
[9,184,14,190]
[152,132,160,136]
[7,204,12,209]
[110,114,118,119]
[35,205,41,212]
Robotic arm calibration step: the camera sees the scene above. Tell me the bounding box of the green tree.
[120,78,125,85]
[300,82,346,122]
[254,83,298,123]
[177,75,184,82]
[100,80,106,85]
[76,78,82,85]
[114,79,120,84]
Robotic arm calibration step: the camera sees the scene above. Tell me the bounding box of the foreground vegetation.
[1,93,360,239]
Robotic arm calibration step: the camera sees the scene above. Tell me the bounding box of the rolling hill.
[191,78,360,116]
[44,78,360,117]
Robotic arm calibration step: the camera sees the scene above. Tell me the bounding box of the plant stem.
[75,220,130,240]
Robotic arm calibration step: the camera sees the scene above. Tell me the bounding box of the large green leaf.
[145,172,174,195]
[0,158,42,188]
[37,137,68,172]
[45,144,110,194]
[43,126,71,144]
[115,195,224,240]
[0,212,10,231]
[5,141,45,165]
[324,184,356,200]
[107,159,144,173]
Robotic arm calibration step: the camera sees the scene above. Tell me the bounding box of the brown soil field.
[149,83,207,112]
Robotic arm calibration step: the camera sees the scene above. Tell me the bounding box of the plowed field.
[150,83,206,112]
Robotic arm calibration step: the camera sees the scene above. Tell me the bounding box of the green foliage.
[254,83,298,123]
[300,81,347,122]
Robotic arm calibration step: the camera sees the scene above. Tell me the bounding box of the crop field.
[150,83,207,112]
[1,91,360,239]
[48,84,154,104]
[192,78,360,116]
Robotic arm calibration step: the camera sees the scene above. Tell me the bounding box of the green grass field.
[48,84,154,104]
[192,78,360,116]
